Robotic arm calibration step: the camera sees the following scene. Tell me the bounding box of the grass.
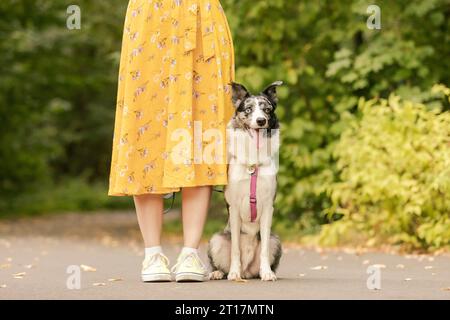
[0,179,307,245]
[0,178,133,218]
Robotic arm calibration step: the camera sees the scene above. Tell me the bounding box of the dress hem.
[108,181,228,197]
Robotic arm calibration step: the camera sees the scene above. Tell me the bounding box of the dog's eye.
[264,108,271,113]
[245,108,252,114]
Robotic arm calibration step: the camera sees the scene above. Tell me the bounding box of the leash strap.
[250,132,260,223]
[163,192,176,214]
[250,167,258,222]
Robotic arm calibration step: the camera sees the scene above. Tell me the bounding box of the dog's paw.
[260,270,277,281]
[209,270,225,280]
[227,270,242,281]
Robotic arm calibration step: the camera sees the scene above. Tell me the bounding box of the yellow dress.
[109,0,235,196]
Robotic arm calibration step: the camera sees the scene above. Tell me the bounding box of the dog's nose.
[256,118,267,126]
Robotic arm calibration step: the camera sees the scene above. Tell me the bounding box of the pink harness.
[249,131,260,223]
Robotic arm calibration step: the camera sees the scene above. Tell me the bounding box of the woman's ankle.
[145,246,163,259]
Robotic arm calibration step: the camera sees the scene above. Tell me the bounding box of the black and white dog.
[208,81,283,281]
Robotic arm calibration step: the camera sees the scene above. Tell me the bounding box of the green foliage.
[320,93,450,250]
[0,1,449,250]
[0,177,132,217]
[0,0,126,212]
[222,0,450,240]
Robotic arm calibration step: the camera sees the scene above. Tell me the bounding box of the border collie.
[208,81,283,281]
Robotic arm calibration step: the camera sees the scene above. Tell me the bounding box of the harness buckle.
[247,164,256,175]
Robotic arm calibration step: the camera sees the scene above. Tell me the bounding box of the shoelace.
[143,252,170,269]
[171,252,206,273]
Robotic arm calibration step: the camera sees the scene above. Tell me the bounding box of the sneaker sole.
[141,273,172,282]
[175,272,208,282]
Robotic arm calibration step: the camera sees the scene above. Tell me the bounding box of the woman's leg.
[181,186,212,248]
[135,194,172,282]
[133,194,164,247]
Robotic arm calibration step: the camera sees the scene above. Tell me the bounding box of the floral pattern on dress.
[109,0,235,196]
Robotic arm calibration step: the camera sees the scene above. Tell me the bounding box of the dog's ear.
[261,81,283,106]
[231,82,250,108]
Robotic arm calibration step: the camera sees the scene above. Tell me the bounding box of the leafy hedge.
[320,91,450,250]
[0,0,127,211]
[224,0,449,249]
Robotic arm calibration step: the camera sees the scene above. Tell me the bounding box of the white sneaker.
[141,252,172,282]
[171,252,209,282]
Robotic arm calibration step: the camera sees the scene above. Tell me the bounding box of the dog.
[208,81,283,281]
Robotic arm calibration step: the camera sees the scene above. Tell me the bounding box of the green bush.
[222,0,450,236]
[0,0,126,197]
[320,92,450,250]
[0,177,132,217]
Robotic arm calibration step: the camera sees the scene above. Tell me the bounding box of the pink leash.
[250,131,260,223]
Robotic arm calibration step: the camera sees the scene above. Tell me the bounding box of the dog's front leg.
[259,206,277,281]
[227,205,242,281]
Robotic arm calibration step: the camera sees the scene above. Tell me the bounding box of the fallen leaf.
[0,284,7,288]
[442,287,450,291]
[424,266,434,270]
[13,272,26,277]
[372,264,386,269]
[100,235,119,248]
[23,264,35,269]
[234,278,248,283]
[432,273,437,276]
[93,282,106,287]
[6,257,13,262]
[0,263,12,269]
[362,260,370,265]
[428,257,435,262]
[108,278,123,282]
[310,265,328,271]
[404,278,412,281]
[396,264,405,269]
[81,265,97,272]
[299,273,306,277]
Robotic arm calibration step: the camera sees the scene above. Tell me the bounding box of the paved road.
[1,212,449,300]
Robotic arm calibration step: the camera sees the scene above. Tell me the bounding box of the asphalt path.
[1,211,449,300]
